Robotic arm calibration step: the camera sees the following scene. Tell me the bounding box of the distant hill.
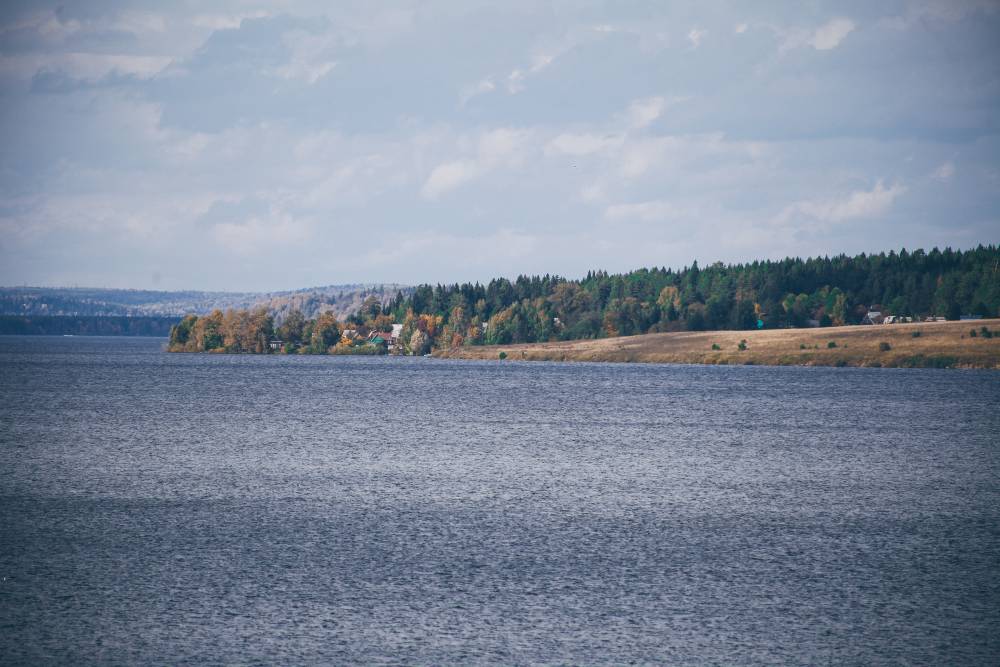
[0,316,178,337]
[0,284,411,323]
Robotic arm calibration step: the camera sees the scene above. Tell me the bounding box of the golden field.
[434,319,1000,369]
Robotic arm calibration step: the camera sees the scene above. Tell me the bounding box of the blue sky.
[1,1,998,291]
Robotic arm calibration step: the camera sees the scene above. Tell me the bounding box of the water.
[1,336,998,665]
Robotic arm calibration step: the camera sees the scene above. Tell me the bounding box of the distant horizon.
[2,242,996,295]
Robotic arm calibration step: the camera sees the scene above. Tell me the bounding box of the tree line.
[1,316,177,337]
[169,245,1000,354]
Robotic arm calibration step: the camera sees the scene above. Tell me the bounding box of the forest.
[169,246,1000,355]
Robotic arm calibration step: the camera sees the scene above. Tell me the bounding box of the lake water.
[1,336,998,665]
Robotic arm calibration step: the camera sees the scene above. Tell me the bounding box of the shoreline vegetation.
[434,319,1000,369]
[167,246,1000,368]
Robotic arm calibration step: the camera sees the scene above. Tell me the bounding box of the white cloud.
[358,229,539,273]
[605,200,684,223]
[776,180,907,224]
[931,161,955,181]
[191,11,271,31]
[626,96,667,129]
[735,23,749,34]
[421,160,479,199]
[810,18,856,50]
[1,53,172,82]
[687,28,707,49]
[546,133,624,156]
[211,210,312,256]
[266,28,339,84]
[776,17,856,53]
[506,68,525,93]
[459,78,496,105]
[421,128,531,199]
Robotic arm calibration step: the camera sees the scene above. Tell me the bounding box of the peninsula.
[434,319,1000,369]
[167,246,1000,368]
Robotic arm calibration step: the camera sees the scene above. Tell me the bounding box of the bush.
[827,341,837,349]
[911,330,922,338]
[878,341,891,352]
[711,343,721,350]
[981,326,993,339]
[899,354,958,369]
[498,351,507,360]
[834,359,848,367]
[799,344,807,349]
[970,329,978,337]
[737,339,747,351]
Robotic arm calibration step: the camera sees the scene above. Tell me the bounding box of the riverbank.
[434,319,1000,369]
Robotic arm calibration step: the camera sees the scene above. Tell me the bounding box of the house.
[862,311,883,325]
[368,324,403,349]
[268,339,283,351]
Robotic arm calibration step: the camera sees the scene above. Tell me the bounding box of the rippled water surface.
[1,336,998,664]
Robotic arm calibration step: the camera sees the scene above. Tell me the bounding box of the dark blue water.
[1,336,998,665]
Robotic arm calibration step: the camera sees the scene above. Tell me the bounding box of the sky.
[1,1,999,292]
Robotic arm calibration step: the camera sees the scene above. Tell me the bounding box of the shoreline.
[434,319,1000,369]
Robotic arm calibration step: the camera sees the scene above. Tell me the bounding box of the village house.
[862,310,883,325]
[367,323,403,350]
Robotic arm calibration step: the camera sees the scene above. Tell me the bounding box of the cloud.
[359,229,538,272]
[421,160,479,199]
[545,133,623,156]
[421,128,531,199]
[931,161,955,181]
[626,96,667,129]
[775,181,907,224]
[1,3,997,290]
[460,77,496,105]
[605,200,684,223]
[810,18,855,50]
[777,17,856,53]
[267,28,339,84]
[687,28,707,49]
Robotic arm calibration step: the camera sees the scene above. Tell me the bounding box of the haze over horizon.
[1,1,999,292]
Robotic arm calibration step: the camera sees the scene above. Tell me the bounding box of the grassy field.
[434,319,1000,369]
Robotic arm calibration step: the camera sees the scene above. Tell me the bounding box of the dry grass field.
[434,319,1000,369]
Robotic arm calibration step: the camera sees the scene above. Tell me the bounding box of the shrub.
[899,354,958,369]
[981,326,993,339]
[737,339,747,351]
[878,341,891,352]
[711,343,721,350]
[911,330,922,338]
[827,341,837,349]
[498,351,507,360]
[799,344,807,349]
[970,329,978,337]
[834,359,848,367]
